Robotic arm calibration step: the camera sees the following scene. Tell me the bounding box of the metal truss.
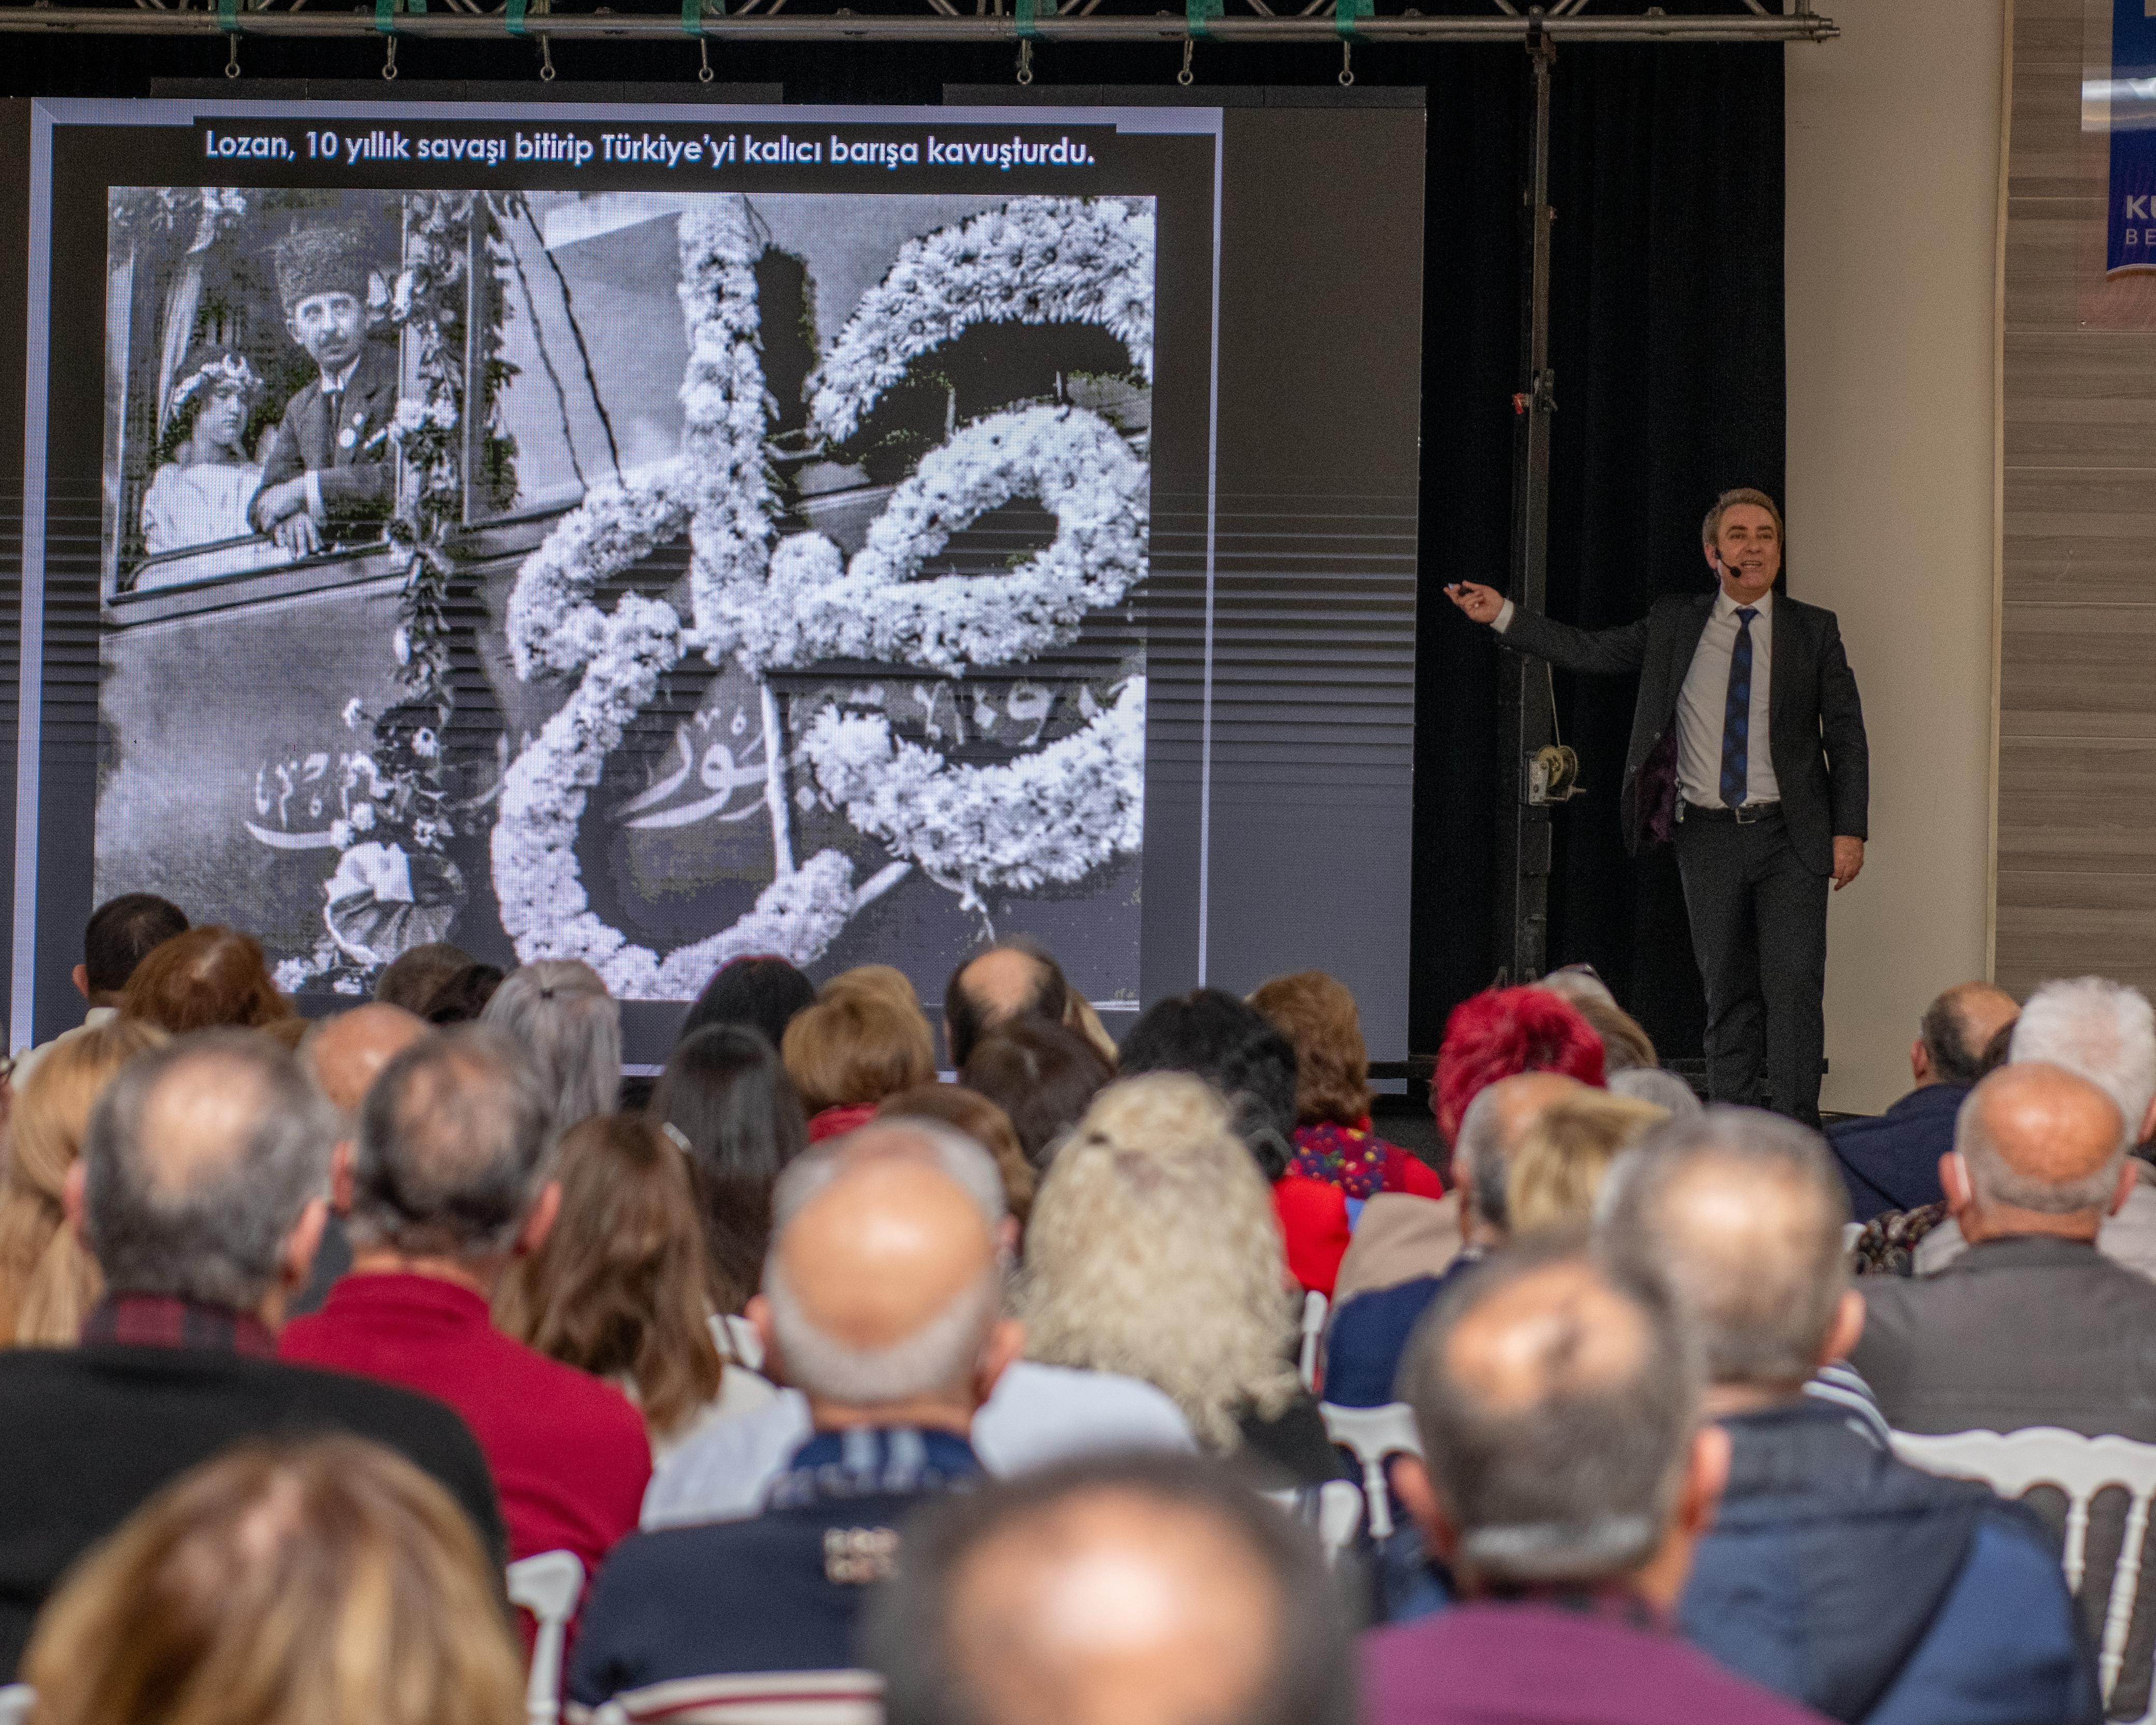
[0,0,1836,44]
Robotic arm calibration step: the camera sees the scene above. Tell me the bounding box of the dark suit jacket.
[0,1343,505,1677]
[1853,1235,2156,1441]
[1827,1083,1967,1222]
[251,340,398,532]
[1501,590,1869,876]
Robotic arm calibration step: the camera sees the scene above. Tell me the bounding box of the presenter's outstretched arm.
[1443,581,1650,676]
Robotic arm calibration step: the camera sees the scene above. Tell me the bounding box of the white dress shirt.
[1494,586,1779,810]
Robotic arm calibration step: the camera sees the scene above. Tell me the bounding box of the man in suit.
[1828,981,2018,1221]
[248,224,397,558]
[0,1029,503,1677]
[1448,489,1869,1126]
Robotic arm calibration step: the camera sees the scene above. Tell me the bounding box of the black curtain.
[3,26,1785,1067]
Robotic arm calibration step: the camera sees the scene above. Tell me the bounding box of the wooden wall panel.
[1996,0,2156,995]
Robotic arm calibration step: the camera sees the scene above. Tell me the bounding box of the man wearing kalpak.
[248,225,397,559]
[1447,489,1869,1128]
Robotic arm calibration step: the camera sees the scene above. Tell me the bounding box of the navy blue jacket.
[1827,1083,1966,1221]
[569,1427,980,1707]
[1681,1399,2100,1725]
[1324,1256,1481,1409]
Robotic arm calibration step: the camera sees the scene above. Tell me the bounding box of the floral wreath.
[490,194,1155,997]
[167,351,263,418]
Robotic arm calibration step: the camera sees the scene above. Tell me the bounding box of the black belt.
[1681,799,1781,825]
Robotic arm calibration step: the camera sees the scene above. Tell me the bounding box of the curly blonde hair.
[1015,1072,1300,1451]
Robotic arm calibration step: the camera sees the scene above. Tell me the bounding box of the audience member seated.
[371,940,473,1017]
[1603,1108,2100,1725]
[1827,982,2018,1222]
[279,1024,649,1574]
[1325,1072,1582,1408]
[1854,1061,2156,1438]
[1914,977,2156,1282]
[1610,1064,1706,1116]
[118,924,290,1035]
[1432,984,1607,1148]
[571,1122,1023,1716]
[1251,969,1443,1212]
[0,1030,503,1676]
[679,953,818,1054]
[290,1001,430,1316]
[0,1020,164,1344]
[421,960,505,1026]
[1018,1072,1345,1486]
[11,892,186,1087]
[1504,1087,1667,1235]
[1365,1240,1827,1725]
[945,937,1087,1067]
[19,1436,525,1725]
[960,1012,1114,1171]
[1540,965,1661,1072]
[867,1453,1356,1725]
[640,1120,1194,1528]
[880,1082,1037,1227]
[650,1023,809,1317]
[1119,986,1359,1295]
[782,978,937,1141]
[497,1113,742,1462]
[479,958,621,1133]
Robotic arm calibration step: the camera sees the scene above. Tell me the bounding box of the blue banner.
[2110,0,2156,272]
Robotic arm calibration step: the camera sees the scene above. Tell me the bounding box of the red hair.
[1434,985,1606,1138]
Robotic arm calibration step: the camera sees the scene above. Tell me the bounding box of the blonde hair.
[1506,1091,1668,1236]
[0,1020,167,1344]
[21,1436,523,1725]
[1016,1073,1299,1451]
[783,984,936,1114]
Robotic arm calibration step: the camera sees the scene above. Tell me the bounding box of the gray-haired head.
[479,960,621,1132]
[82,1030,339,1310]
[1456,1070,1584,1236]
[763,1119,1008,1408]
[1956,1060,2127,1216]
[2009,978,2155,1144]
[348,1024,555,1260]
[1608,1067,1702,1120]
[1398,1237,1701,1587]
[1598,1107,1849,1390]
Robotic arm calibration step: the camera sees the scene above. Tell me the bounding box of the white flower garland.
[800,677,1145,913]
[808,197,1156,445]
[712,404,1147,675]
[491,195,1154,994]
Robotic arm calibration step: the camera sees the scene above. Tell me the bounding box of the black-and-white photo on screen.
[97,186,1156,1007]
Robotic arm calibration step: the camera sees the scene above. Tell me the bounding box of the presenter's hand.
[1445,582,1507,626]
[1832,836,1865,891]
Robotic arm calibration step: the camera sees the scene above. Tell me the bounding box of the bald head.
[302,1003,428,1119]
[762,1121,1009,1411]
[946,942,1068,1066]
[1919,982,2018,1090]
[950,1491,1276,1725]
[82,1031,338,1309]
[1400,1243,1700,1585]
[1956,1061,2127,1217]
[869,1456,1355,1725]
[1457,1070,1583,1236]
[1600,1108,1849,1390]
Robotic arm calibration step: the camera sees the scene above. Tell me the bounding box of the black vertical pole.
[1494,12,1558,987]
